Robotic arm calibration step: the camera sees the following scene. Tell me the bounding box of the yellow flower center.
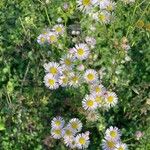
[48,79,55,86]
[95,96,102,104]
[66,130,72,136]
[49,35,57,42]
[99,14,106,22]
[107,5,113,11]
[110,131,117,138]
[71,122,78,129]
[79,137,86,145]
[107,96,114,103]
[87,73,94,81]
[62,77,68,84]
[77,48,84,56]
[82,0,91,6]
[50,67,58,75]
[72,76,78,83]
[87,100,94,107]
[40,37,45,43]
[55,120,61,126]
[118,147,124,150]
[56,26,63,33]
[95,87,101,93]
[107,141,115,149]
[64,59,71,66]
[54,129,61,135]
[136,20,144,28]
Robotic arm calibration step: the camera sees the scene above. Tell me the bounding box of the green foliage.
[0,0,150,149]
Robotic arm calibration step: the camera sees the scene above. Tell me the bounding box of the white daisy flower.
[93,94,105,107]
[51,116,65,129]
[64,136,77,149]
[68,48,76,55]
[105,1,116,11]
[84,69,98,83]
[62,126,76,138]
[75,132,90,149]
[37,34,47,45]
[58,74,69,87]
[43,62,61,77]
[42,28,51,35]
[86,111,99,122]
[68,118,82,133]
[85,36,96,48]
[51,128,63,139]
[47,31,58,44]
[77,0,97,13]
[90,84,105,95]
[77,64,85,71]
[60,54,74,69]
[105,91,118,108]
[105,126,121,141]
[96,0,110,9]
[115,143,128,150]
[69,72,81,87]
[82,94,98,111]
[102,139,117,150]
[74,43,90,60]
[93,11,111,24]
[53,24,65,35]
[44,73,59,90]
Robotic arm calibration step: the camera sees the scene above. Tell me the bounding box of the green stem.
[44,6,51,26]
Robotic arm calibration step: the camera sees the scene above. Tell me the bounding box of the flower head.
[64,136,77,149]
[77,0,97,13]
[115,143,128,150]
[105,126,121,141]
[44,73,59,90]
[90,84,105,95]
[58,74,69,87]
[96,0,110,10]
[102,139,117,150]
[105,1,116,11]
[60,54,74,69]
[51,116,65,129]
[74,43,90,60]
[53,24,65,35]
[85,36,96,48]
[51,128,63,139]
[68,118,82,133]
[37,34,47,45]
[44,62,62,77]
[62,126,76,138]
[84,69,98,83]
[76,132,90,149]
[93,10,111,24]
[86,111,99,122]
[104,91,118,108]
[47,32,58,44]
[69,72,81,87]
[82,94,98,111]
[94,94,105,107]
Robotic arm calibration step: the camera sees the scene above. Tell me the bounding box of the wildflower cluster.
[77,0,117,24]
[82,84,118,112]
[51,117,90,149]
[37,24,65,45]
[102,126,127,150]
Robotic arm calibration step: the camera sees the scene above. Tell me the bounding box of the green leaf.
[0,122,5,131]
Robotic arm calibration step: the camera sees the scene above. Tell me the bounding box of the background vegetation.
[0,0,150,149]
